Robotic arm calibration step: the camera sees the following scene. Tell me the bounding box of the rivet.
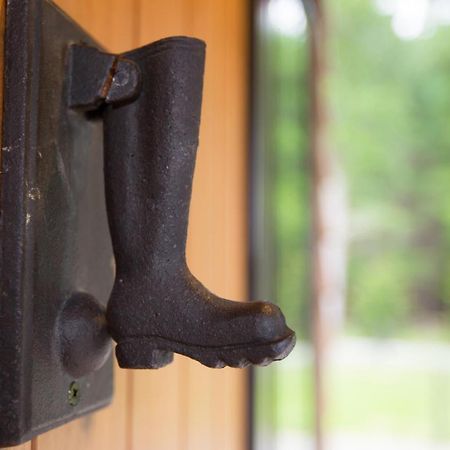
[68,381,80,406]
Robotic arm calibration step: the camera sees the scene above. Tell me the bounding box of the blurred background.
[251,0,450,449]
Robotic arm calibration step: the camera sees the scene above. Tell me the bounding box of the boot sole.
[115,332,296,369]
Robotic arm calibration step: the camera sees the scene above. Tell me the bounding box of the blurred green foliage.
[329,0,450,336]
[267,31,312,338]
[268,360,450,441]
[254,0,450,445]
[262,0,450,341]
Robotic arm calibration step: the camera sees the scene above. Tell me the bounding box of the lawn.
[255,337,450,445]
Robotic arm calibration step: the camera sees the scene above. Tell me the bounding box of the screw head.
[68,381,80,406]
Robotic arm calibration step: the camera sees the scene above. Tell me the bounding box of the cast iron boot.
[103,36,295,369]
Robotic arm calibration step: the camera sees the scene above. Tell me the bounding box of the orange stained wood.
[23,0,250,449]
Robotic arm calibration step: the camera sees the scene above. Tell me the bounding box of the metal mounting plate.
[0,0,114,445]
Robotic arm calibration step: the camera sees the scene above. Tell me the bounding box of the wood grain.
[53,0,138,52]
[185,0,249,448]
[128,4,192,449]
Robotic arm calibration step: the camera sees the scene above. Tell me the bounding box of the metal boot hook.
[64,36,295,371]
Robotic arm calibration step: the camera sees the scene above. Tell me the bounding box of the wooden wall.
[5,0,249,449]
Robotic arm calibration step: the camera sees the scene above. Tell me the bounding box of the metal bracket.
[0,0,114,445]
[67,45,141,110]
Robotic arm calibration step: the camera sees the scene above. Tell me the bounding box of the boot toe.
[251,301,293,343]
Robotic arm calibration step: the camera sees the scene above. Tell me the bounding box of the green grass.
[255,347,450,442]
[328,365,450,441]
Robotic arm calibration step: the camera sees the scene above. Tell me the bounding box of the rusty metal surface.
[67,44,141,111]
[0,0,114,445]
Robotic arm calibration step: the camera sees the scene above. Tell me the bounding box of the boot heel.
[115,340,173,369]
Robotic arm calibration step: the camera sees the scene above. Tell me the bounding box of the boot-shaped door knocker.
[70,36,295,369]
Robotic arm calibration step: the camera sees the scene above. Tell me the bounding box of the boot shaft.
[104,37,205,275]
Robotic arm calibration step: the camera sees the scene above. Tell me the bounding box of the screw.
[68,381,80,406]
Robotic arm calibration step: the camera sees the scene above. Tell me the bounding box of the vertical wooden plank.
[138,0,191,41]
[215,0,249,447]
[34,1,138,450]
[52,0,138,52]
[128,3,192,449]
[187,0,250,312]
[185,1,228,448]
[185,0,249,448]
[129,363,183,450]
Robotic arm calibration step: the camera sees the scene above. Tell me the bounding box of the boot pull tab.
[67,44,141,111]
